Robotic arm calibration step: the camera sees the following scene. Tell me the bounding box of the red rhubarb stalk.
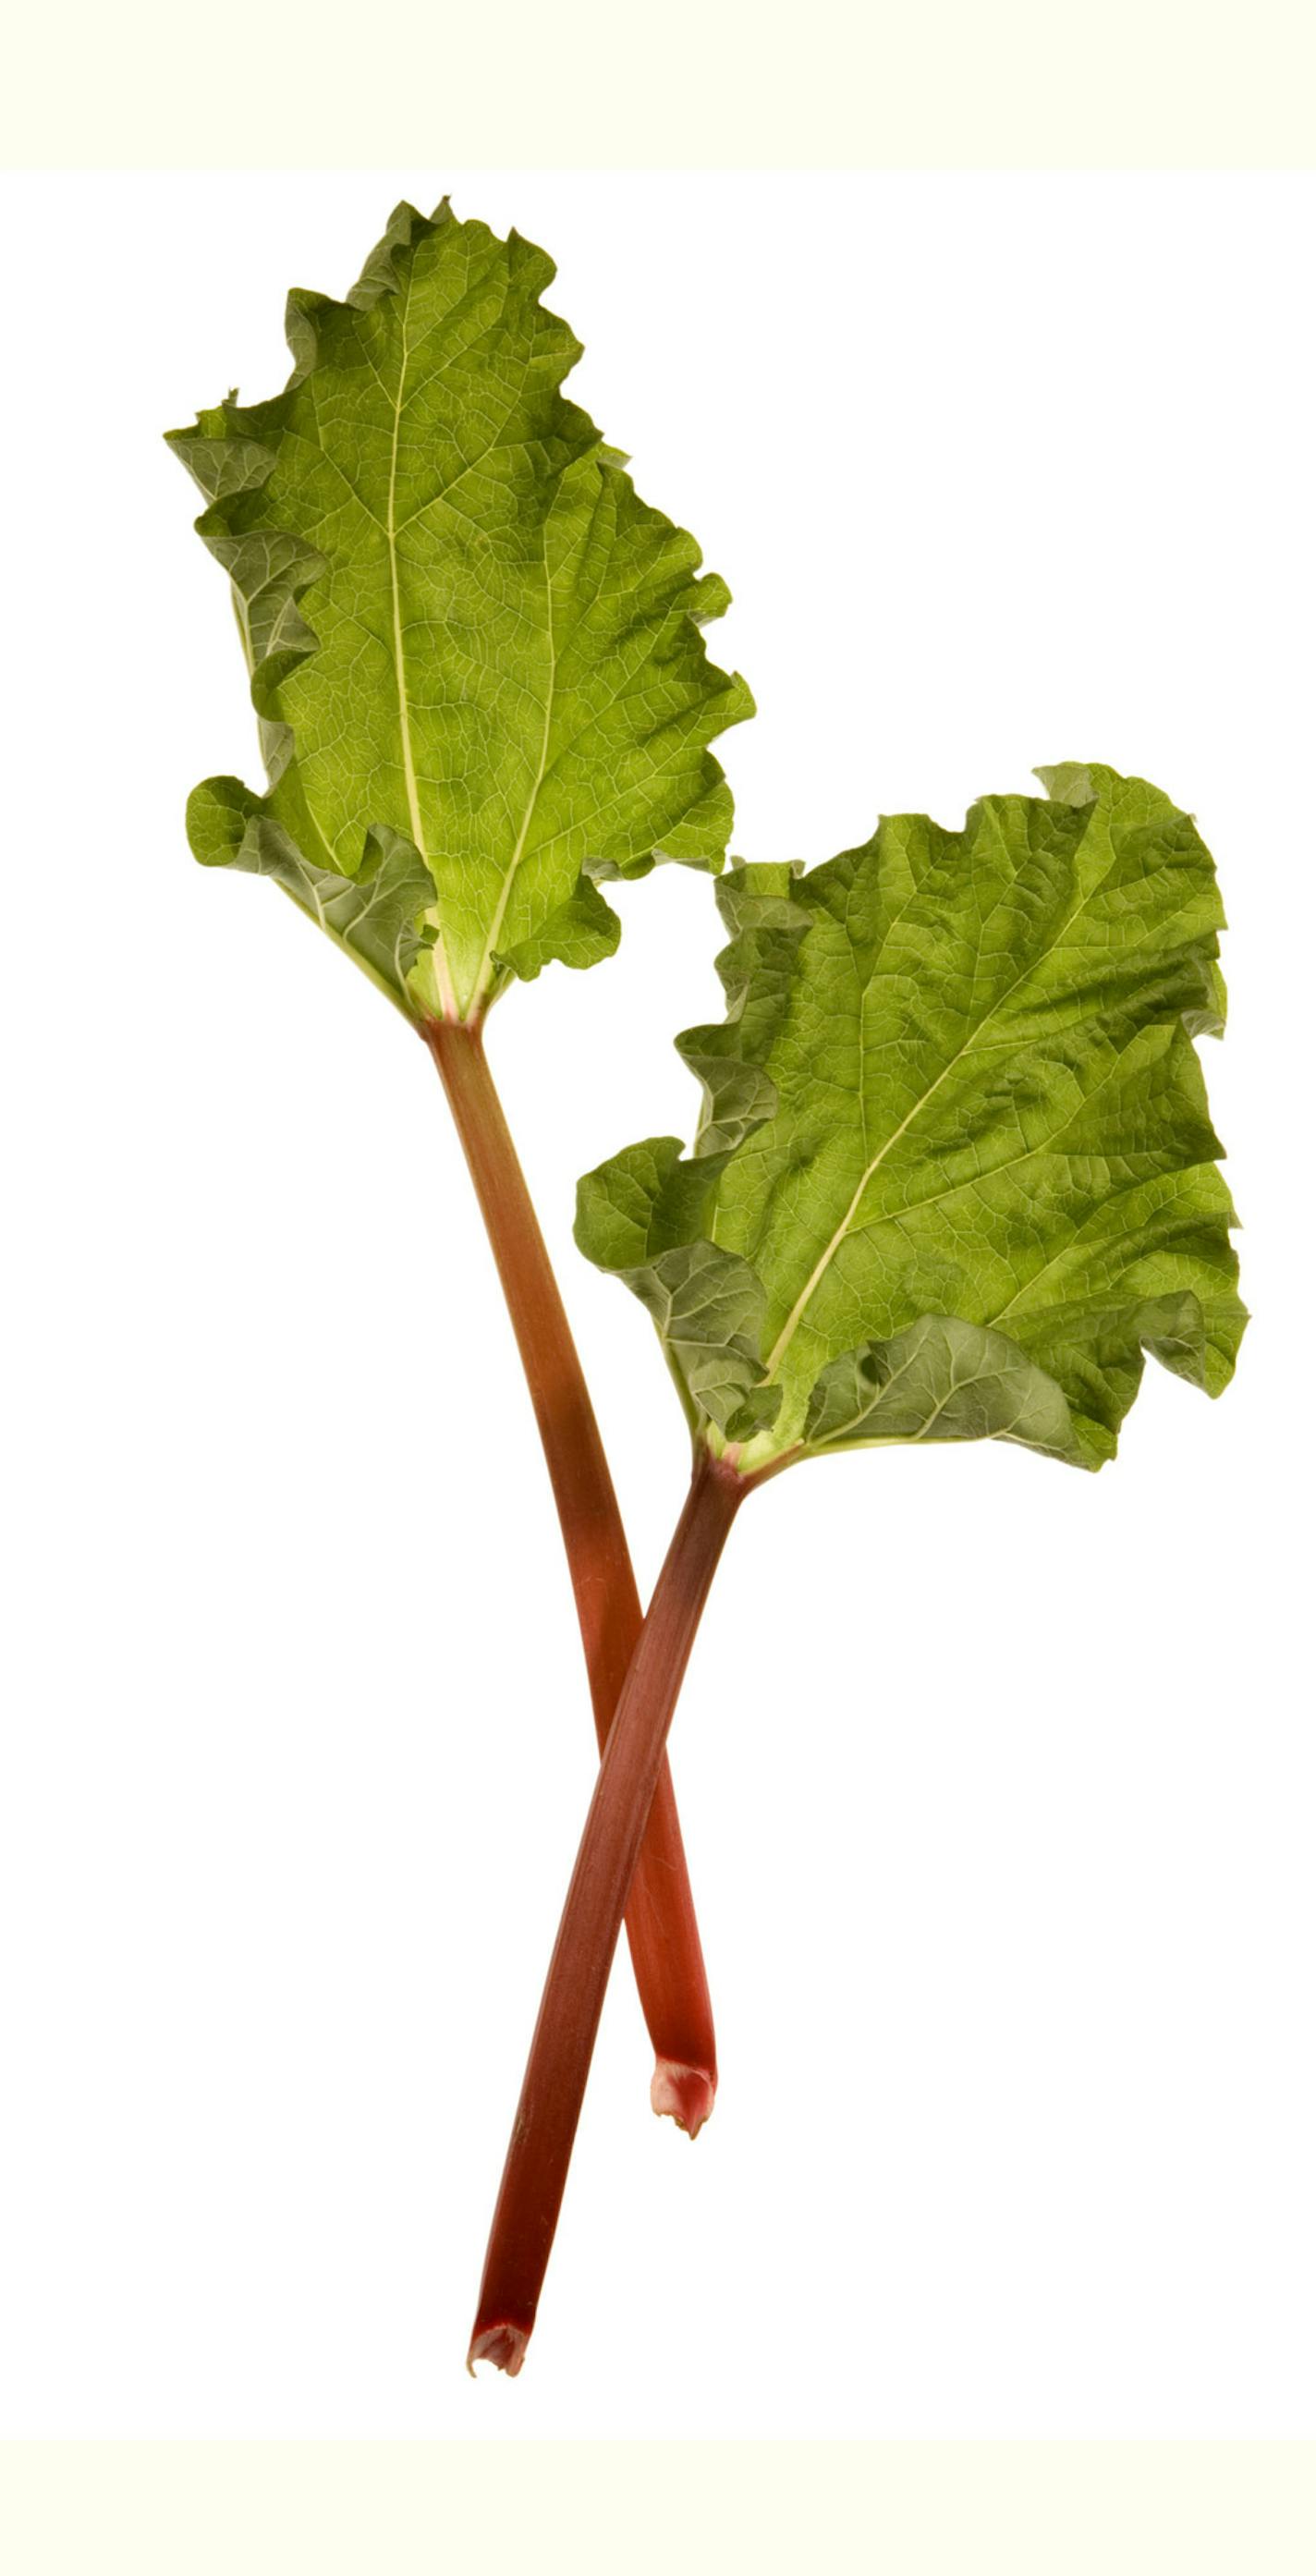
[468,1447,747,2374]
[425,1017,717,2134]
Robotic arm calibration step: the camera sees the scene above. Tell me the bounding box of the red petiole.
[424,1017,717,2136]
[469,1444,757,2375]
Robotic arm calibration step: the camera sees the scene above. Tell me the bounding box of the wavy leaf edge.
[168,198,752,1025]
[575,765,1246,1475]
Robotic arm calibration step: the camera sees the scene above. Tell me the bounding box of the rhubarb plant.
[168,200,752,2131]
[470,763,1245,2370]
[166,201,1246,2387]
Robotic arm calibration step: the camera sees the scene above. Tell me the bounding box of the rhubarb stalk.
[468,1447,747,2374]
[426,1018,717,2134]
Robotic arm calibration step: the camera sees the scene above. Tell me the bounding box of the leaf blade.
[578,766,1245,1472]
[169,202,752,1024]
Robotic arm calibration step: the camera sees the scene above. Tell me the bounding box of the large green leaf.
[576,765,1245,1472]
[168,201,752,1023]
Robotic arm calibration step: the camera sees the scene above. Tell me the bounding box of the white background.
[1,172,1311,2440]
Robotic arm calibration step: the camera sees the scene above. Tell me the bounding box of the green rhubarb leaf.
[576,765,1245,1472]
[168,200,752,1026]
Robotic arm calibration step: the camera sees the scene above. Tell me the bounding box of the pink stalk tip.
[651,2057,716,2138]
[468,2322,530,2378]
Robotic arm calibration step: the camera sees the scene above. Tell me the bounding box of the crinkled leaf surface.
[576,765,1245,1471]
[169,201,751,1022]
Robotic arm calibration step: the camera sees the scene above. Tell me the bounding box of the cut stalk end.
[468,2321,530,2379]
[651,2057,716,2138]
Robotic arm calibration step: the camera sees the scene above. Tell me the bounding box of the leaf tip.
[1034,761,1097,808]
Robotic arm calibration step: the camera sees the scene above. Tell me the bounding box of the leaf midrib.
[385,281,426,851]
[384,267,460,1020]
[381,304,561,1019]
